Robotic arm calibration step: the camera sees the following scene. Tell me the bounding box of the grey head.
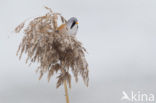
[66,17,78,35]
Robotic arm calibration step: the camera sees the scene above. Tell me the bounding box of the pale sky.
[0,0,156,103]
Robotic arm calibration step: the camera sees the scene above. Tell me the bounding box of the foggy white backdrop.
[0,0,156,103]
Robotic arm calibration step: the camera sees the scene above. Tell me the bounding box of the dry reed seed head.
[15,21,25,33]
[56,71,71,88]
[15,7,89,88]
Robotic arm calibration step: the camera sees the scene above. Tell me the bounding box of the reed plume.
[15,7,89,89]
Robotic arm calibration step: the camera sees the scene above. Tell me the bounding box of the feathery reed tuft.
[15,7,89,88]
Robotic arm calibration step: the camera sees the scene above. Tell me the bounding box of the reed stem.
[64,80,70,103]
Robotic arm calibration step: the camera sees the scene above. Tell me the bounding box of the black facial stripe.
[71,21,76,29]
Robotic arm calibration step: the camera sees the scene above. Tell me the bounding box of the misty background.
[0,0,156,103]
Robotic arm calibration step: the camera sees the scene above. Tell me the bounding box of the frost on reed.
[15,7,89,88]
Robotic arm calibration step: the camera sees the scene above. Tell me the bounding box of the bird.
[57,17,78,35]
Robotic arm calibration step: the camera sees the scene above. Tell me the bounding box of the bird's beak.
[76,22,78,24]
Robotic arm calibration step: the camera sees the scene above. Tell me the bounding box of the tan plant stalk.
[64,80,70,103]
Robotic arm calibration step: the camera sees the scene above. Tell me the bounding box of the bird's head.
[66,17,78,35]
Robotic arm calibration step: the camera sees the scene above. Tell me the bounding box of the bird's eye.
[70,21,76,29]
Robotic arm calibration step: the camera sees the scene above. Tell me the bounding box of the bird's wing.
[57,24,66,31]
